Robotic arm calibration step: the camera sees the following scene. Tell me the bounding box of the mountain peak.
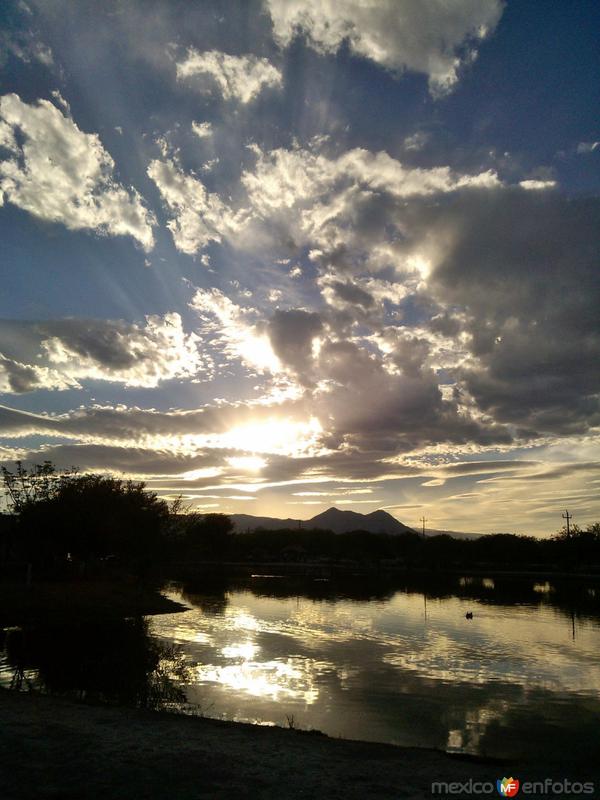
[308,507,414,535]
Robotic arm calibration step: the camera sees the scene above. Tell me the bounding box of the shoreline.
[4,688,595,800]
[0,578,186,627]
[167,560,600,580]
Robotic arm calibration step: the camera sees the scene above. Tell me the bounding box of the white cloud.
[176,49,282,103]
[147,158,242,254]
[238,145,499,266]
[0,313,207,393]
[192,121,213,139]
[242,146,499,216]
[190,287,281,374]
[0,354,78,394]
[403,131,430,151]
[266,0,504,95]
[149,143,499,256]
[1,28,54,68]
[576,141,599,154]
[519,179,557,190]
[0,94,155,250]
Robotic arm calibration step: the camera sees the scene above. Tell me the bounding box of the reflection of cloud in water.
[446,698,511,753]
[196,657,322,703]
[150,584,600,758]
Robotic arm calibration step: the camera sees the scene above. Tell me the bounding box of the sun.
[227,455,267,472]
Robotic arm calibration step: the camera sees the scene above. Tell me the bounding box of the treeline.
[1,462,599,575]
[223,525,600,571]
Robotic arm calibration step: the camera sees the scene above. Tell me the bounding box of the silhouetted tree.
[2,463,169,570]
[182,513,234,559]
[1,461,77,513]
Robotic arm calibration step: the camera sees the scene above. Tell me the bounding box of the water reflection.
[0,617,188,710]
[3,574,600,761]
[148,574,600,760]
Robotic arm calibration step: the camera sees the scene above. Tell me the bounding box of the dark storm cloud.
[310,340,512,454]
[418,190,600,435]
[266,309,323,376]
[326,280,375,309]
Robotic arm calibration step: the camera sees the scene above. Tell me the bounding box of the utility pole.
[420,516,427,537]
[562,510,573,537]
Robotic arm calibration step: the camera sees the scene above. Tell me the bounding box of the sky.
[0,0,599,536]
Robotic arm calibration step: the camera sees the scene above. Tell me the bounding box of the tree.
[182,513,234,559]
[1,461,77,514]
[2,463,170,568]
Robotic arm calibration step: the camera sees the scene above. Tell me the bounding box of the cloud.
[0,313,207,393]
[236,145,499,269]
[266,0,504,95]
[321,280,375,309]
[149,138,599,455]
[0,442,224,477]
[176,49,282,103]
[147,158,242,254]
[190,288,281,374]
[243,146,499,213]
[403,131,431,152]
[192,121,213,139]
[149,143,499,256]
[267,309,323,376]
[0,24,54,68]
[576,141,600,155]
[0,355,76,394]
[519,179,557,190]
[0,94,155,250]
[415,191,600,437]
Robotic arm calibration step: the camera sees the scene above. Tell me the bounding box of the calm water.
[3,574,600,761]
[149,575,600,761]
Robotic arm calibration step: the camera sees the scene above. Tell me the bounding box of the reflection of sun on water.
[221,642,259,660]
[196,657,320,703]
[190,608,322,703]
[230,612,262,632]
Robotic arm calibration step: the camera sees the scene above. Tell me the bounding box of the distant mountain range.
[231,507,415,535]
[229,507,491,539]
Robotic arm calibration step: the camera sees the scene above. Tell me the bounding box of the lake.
[3,572,600,761]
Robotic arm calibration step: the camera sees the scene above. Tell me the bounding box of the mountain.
[307,508,414,534]
[227,510,506,538]
[229,513,302,532]
[230,507,415,535]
